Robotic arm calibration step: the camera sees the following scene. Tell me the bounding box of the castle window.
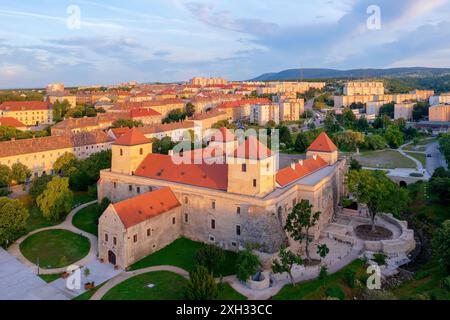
[129,185,133,192]
[137,187,141,194]
[113,237,117,246]
[172,217,176,225]
[253,179,257,187]
[113,182,117,189]
[104,233,108,242]
[149,186,153,192]
[139,148,143,155]
[120,149,123,156]
[133,234,138,243]
[236,225,241,236]
[209,235,215,243]
[211,219,216,230]
[211,201,216,210]
[231,241,237,247]
[236,206,241,214]
[147,228,152,237]
[241,163,247,172]
[184,197,188,204]
[184,213,189,223]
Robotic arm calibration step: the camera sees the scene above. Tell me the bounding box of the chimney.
[298,159,303,166]
[290,162,296,170]
[313,154,317,160]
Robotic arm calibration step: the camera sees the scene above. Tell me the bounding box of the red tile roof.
[130,108,161,118]
[234,136,272,160]
[112,187,181,228]
[217,98,271,109]
[211,127,235,142]
[114,128,151,146]
[276,156,329,187]
[307,132,337,153]
[135,153,228,191]
[0,131,113,158]
[0,117,26,128]
[0,101,50,111]
[110,127,131,138]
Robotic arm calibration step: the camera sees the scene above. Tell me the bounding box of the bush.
[442,276,450,291]
[344,270,357,288]
[195,244,225,275]
[235,250,261,282]
[319,265,329,280]
[373,253,387,266]
[325,286,345,300]
[184,266,218,300]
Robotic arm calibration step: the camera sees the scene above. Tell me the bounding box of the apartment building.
[0,101,53,126]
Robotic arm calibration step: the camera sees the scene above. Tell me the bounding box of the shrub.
[235,250,261,282]
[184,266,218,300]
[373,253,387,266]
[325,286,345,300]
[442,276,450,291]
[319,265,328,280]
[344,269,357,288]
[195,244,225,275]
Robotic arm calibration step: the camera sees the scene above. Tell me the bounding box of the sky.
[0,0,450,88]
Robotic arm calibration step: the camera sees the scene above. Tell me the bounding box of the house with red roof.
[0,117,27,130]
[0,101,53,126]
[97,130,347,268]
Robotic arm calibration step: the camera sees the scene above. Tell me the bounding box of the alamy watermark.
[367,5,381,30]
[66,5,81,30]
[65,264,81,290]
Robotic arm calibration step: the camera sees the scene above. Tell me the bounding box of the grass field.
[72,203,100,236]
[102,271,246,300]
[405,152,427,167]
[20,229,90,269]
[353,150,416,169]
[129,237,237,276]
[273,259,367,300]
[38,273,62,283]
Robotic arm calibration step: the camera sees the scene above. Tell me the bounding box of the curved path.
[90,265,189,300]
[398,142,425,171]
[7,200,98,275]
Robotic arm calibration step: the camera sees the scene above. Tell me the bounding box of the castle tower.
[306,132,338,165]
[227,136,276,196]
[208,127,237,156]
[111,128,153,175]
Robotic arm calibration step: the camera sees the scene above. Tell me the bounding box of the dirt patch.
[304,259,321,267]
[355,225,393,241]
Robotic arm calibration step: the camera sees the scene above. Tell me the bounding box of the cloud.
[183,1,279,36]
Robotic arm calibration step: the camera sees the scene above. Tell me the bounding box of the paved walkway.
[90,265,190,300]
[398,143,424,171]
[7,200,98,274]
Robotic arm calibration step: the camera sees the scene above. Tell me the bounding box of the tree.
[52,100,71,122]
[412,102,430,121]
[355,117,369,132]
[272,245,303,286]
[364,134,386,150]
[0,165,12,188]
[185,102,196,117]
[347,170,410,231]
[184,266,219,300]
[428,176,450,205]
[324,113,341,134]
[384,124,404,148]
[317,244,330,261]
[379,102,395,119]
[53,152,77,176]
[0,197,29,246]
[29,174,53,201]
[112,119,143,128]
[349,158,362,171]
[334,130,364,152]
[279,126,292,147]
[294,132,309,153]
[195,244,225,275]
[69,150,111,191]
[163,109,187,124]
[235,249,261,282]
[265,120,276,129]
[11,163,31,184]
[36,177,73,221]
[284,200,321,261]
[432,220,450,274]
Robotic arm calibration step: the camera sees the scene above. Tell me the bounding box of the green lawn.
[353,150,416,169]
[39,273,62,283]
[102,271,246,300]
[129,237,237,276]
[72,191,97,207]
[73,282,106,300]
[391,260,450,300]
[20,229,91,269]
[405,152,427,167]
[273,259,366,300]
[72,203,100,236]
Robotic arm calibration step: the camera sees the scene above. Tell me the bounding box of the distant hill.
[250,67,450,81]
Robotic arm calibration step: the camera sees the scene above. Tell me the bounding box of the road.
[425,141,448,174]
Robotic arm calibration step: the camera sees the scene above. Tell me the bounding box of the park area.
[352,150,416,169]
[19,229,90,269]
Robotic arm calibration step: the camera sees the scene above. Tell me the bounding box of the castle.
[97,128,347,268]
